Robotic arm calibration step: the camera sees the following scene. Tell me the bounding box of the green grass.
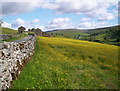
[47,29,90,39]
[49,29,88,35]
[12,37,119,89]
[0,27,18,34]
[47,25,120,46]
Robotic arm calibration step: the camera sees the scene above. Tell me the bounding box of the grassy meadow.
[0,27,18,34]
[12,36,119,89]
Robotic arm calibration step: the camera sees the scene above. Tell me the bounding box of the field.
[47,25,120,46]
[12,36,119,89]
[48,29,89,36]
[47,29,90,39]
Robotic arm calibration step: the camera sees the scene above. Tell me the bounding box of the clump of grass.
[12,37,118,89]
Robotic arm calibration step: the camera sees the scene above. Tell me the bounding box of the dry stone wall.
[0,34,12,41]
[0,35,36,90]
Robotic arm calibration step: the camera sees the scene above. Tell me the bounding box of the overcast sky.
[1,0,119,31]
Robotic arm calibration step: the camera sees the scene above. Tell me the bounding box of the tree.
[104,37,107,40]
[31,28,35,31]
[28,29,31,31]
[0,20,3,27]
[74,36,76,39]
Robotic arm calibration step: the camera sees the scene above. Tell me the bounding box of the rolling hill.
[47,25,120,46]
[12,36,118,89]
[47,28,89,38]
[0,27,18,34]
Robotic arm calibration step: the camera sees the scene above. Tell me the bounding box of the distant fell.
[47,25,120,46]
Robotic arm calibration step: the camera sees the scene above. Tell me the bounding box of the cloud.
[98,13,115,21]
[11,18,41,30]
[45,17,74,29]
[55,0,118,21]
[31,19,40,24]
[39,2,59,10]
[78,21,109,29]
[55,0,98,14]
[84,1,117,21]
[2,0,118,21]
[2,2,39,15]
[50,17,70,24]
[3,0,49,2]
[80,18,91,22]
[11,18,26,28]
[1,18,43,30]
[2,22,11,28]
[1,1,58,16]
[35,25,46,31]
[1,0,119,30]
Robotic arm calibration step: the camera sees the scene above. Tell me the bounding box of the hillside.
[47,25,120,46]
[0,27,18,34]
[0,27,28,42]
[12,36,118,89]
[47,29,89,38]
[82,25,120,45]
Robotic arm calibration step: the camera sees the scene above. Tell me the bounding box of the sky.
[1,0,120,31]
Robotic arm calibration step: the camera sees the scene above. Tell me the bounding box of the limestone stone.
[0,35,36,90]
